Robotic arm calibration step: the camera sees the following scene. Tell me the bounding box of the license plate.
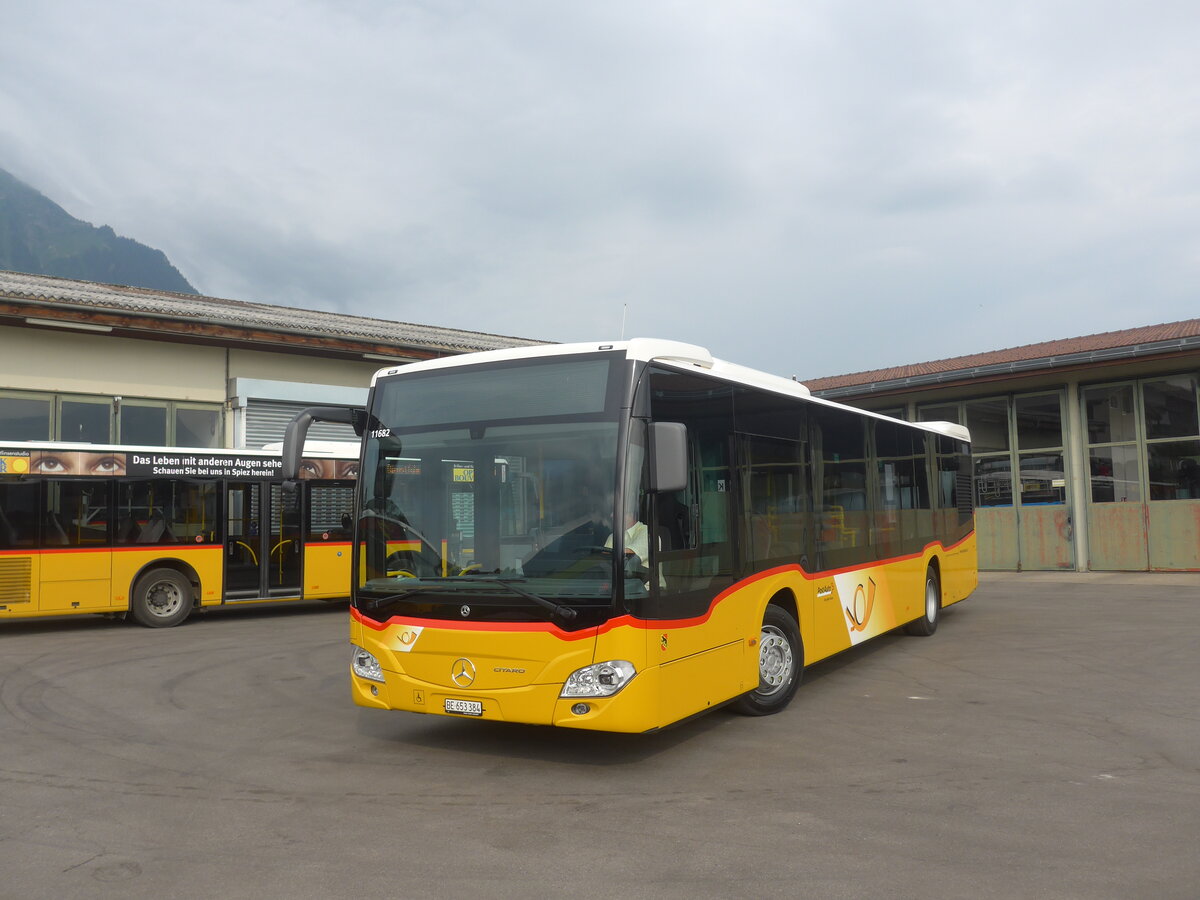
[444,698,483,716]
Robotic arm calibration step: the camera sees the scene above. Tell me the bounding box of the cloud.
[2,0,1200,380]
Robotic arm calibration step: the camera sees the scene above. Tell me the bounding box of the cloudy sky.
[2,1,1198,380]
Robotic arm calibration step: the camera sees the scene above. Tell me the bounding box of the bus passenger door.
[267,483,302,595]
[304,481,355,598]
[225,482,263,597]
[38,481,113,612]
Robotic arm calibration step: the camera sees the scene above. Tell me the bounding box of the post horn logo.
[451,658,476,686]
[845,577,876,633]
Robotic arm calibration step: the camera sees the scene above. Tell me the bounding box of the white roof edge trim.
[368,339,814,402]
[913,421,972,442]
[363,339,976,441]
[789,395,973,442]
[368,338,719,385]
[707,359,812,399]
[368,337,825,401]
[624,338,714,368]
[369,340,620,385]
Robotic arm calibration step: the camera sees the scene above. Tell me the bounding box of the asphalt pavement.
[1,573,1198,900]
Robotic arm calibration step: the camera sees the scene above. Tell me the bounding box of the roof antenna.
[620,303,628,340]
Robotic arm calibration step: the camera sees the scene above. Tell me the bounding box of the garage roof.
[808,318,1200,399]
[0,269,547,358]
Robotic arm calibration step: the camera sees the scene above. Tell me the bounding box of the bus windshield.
[356,355,627,622]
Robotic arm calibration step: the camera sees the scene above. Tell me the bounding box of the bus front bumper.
[351,659,664,733]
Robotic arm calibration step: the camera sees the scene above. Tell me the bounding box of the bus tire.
[130,568,193,628]
[905,566,940,636]
[733,604,803,716]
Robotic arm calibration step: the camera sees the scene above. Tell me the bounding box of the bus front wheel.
[130,568,193,628]
[734,605,803,716]
[904,566,940,636]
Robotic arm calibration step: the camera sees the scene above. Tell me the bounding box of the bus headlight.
[351,646,385,683]
[561,660,636,698]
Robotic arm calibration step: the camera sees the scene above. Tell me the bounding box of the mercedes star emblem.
[451,658,476,686]
[460,604,471,617]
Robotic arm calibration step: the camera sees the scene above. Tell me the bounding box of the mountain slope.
[0,167,196,294]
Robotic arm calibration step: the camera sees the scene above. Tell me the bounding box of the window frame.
[0,390,222,447]
[1082,374,1200,504]
[921,392,1069,510]
[0,390,54,442]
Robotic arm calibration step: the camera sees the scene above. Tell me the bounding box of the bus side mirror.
[282,406,363,480]
[649,422,688,493]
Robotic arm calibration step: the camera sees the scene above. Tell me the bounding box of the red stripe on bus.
[353,530,975,637]
[352,605,601,640]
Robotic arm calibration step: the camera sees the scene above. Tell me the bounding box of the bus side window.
[44,481,112,547]
[737,433,809,571]
[308,483,355,540]
[0,482,38,549]
[646,366,735,616]
[181,481,219,543]
[654,489,691,552]
[810,404,869,570]
[117,481,151,546]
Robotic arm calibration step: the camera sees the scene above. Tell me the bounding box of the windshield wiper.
[464,578,577,623]
[359,581,495,610]
[359,583,460,610]
[359,578,577,623]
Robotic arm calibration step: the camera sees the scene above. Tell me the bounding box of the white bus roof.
[370,340,972,444]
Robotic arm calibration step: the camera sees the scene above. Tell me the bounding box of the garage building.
[0,269,544,449]
[807,320,1200,572]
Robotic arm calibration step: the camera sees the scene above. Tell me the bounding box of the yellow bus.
[0,441,358,627]
[285,340,977,732]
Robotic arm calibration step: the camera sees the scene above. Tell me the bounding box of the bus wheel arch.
[905,560,941,637]
[129,562,198,628]
[733,592,804,717]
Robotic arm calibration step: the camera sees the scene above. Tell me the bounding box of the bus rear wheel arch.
[904,563,941,636]
[733,602,804,716]
[129,567,195,628]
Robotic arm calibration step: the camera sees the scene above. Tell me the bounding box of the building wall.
[0,325,393,448]
[848,356,1200,572]
[1,325,226,401]
[227,346,385,386]
[1,326,395,395]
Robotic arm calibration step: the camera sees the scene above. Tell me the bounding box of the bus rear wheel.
[734,605,803,716]
[904,566,940,636]
[130,568,193,628]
